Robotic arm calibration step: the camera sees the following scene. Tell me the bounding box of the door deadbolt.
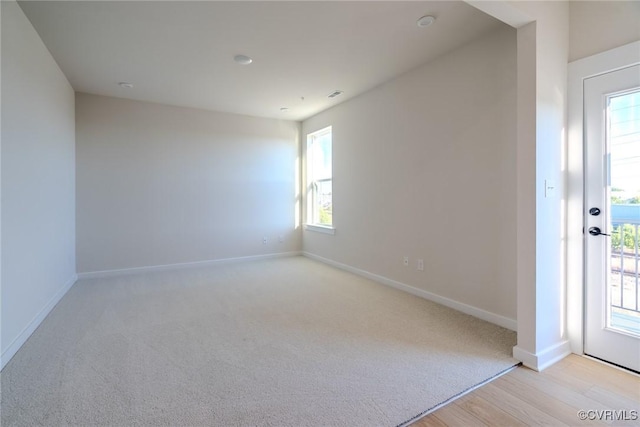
[589,207,601,216]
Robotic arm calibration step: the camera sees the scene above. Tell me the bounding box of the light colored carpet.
[1,256,517,426]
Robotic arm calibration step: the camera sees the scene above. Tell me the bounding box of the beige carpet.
[1,256,517,426]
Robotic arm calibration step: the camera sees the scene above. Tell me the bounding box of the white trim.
[77,251,302,280]
[303,224,335,235]
[1,274,77,370]
[567,41,640,357]
[464,0,533,29]
[513,340,572,372]
[307,125,331,140]
[306,125,333,228]
[303,252,517,331]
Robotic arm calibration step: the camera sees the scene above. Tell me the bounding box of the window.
[306,126,333,231]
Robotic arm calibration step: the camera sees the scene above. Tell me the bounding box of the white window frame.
[305,126,334,234]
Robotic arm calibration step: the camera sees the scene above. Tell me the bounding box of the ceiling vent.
[327,90,343,99]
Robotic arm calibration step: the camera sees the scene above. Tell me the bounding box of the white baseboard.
[77,251,302,280]
[1,274,78,370]
[513,340,572,371]
[303,252,517,331]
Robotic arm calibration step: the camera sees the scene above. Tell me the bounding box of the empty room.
[2,1,639,426]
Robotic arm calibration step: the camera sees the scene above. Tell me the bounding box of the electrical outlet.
[263,237,268,244]
[403,256,409,266]
[417,259,424,271]
[278,235,284,243]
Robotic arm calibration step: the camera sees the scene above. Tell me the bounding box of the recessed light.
[328,90,343,99]
[280,107,289,112]
[417,15,436,28]
[118,82,133,88]
[234,54,253,65]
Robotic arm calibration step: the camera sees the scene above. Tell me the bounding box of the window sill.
[304,224,336,235]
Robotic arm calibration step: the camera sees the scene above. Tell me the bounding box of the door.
[584,64,640,372]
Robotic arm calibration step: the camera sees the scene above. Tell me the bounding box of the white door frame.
[567,41,640,355]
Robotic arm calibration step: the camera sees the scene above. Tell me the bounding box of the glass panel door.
[608,90,640,336]
[584,64,640,372]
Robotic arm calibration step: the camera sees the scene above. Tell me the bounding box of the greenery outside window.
[306,126,333,230]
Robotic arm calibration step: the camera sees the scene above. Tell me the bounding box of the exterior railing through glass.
[610,204,640,335]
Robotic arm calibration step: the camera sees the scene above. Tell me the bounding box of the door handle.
[588,226,610,236]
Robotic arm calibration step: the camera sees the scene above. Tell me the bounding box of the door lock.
[589,207,601,216]
[588,226,610,236]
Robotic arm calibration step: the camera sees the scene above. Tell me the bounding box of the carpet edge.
[395,362,522,427]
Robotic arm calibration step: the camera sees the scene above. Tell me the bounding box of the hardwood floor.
[413,354,640,426]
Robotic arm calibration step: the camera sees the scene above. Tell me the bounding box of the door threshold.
[582,354,640,376]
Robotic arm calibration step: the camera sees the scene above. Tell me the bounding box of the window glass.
[307,127,332,226]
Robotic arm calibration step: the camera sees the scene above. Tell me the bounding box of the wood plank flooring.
[413,354,640,426]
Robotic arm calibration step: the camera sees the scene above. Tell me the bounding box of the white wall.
[76,94,301,273]
[569,1,640,62]
[302,27,517,326]
[521,0,570,368]
[470,0,571,370]
[1,0,76,368]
